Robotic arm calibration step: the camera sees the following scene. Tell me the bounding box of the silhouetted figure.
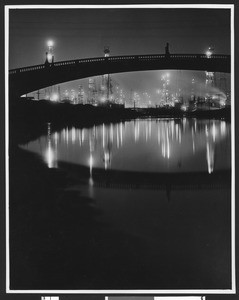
[45,52,50,66]
[165,42,170,58]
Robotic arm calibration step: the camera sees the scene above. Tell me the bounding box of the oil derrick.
[78,84,84,104]
[161,73,170,106]
[219,73,230,106]
[70,89,77,104]
[88,77,97,105]
[218,73,228,95]
[63,89,70,101]
[57,86,61,102]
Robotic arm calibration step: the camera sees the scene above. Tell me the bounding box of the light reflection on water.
[18,119,232,289]
[21,118,231,174]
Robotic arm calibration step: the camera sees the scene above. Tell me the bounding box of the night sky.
[9,7,231,102]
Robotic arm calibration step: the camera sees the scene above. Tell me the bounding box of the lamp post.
[46,40,54,64]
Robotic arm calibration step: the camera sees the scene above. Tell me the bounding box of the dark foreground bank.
[8,99,231,290]
[9,146,231,290]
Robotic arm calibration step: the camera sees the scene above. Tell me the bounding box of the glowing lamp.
[47,40,54,47]
[206,50,212,58]
[47,53,53,62]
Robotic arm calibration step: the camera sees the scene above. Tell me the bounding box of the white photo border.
[5,3,236,295]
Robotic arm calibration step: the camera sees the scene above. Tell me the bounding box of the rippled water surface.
[21,118,231,174]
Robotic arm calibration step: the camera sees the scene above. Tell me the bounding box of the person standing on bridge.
[165,42,170,58]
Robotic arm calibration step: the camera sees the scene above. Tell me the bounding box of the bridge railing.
[9,53,230,75]
[9,64,46,75]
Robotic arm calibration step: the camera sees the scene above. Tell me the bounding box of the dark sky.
[8,7,231,101]
[9,8,230,68]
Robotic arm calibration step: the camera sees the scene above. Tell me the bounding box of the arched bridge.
[9,53,230,97]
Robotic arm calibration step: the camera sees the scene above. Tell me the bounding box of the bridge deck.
[9,53,230,74]
[9,53,231,97]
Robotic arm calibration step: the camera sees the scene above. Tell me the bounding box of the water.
[22,118,231,174]
[17,118,231,289]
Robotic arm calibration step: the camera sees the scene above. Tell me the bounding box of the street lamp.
[47,40,54,48]
[46,40,54,63]
[206,46,213,58]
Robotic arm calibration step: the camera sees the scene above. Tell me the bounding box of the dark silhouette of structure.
[165,42,170,58]
[9,52,230,97]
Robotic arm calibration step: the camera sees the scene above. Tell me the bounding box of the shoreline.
[9,99,231,145]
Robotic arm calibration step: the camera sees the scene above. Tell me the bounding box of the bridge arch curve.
[9,53,230,97]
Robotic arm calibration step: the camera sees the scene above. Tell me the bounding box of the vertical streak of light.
[183,117,186,132]
[157,126,161,145]
[89,153,94,195]
[149,120,152,139]
[192,128,195,154]
[167,127,170,159]
[89,138,92,153]
[146,121,148,142]
[79,130,82,146]
[120,122,123,146]
[89,153,93,176]
[82,129,85,143]
[54,132,58,146]
[110,123,114,144]
[212,121,216,142]
[63,128,66,141]
[137,120,140,140]
[162,143,166,158]
[175,124,179,141]
[116,124,119,148]
[205,124,208,137]
[102,124,105,148]
[206,140,214,174]
[72,127,76,144]
[194,118,197,132]
[134,122,137,142]
[66,127,69,146]
[221,121,226,136]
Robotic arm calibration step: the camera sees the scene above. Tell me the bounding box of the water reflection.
[44,123,58,168]
[22,118,230,174]
[17,119,231,289]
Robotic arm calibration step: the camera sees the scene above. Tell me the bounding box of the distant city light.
[181,105,187,111]
[50,93,59,101]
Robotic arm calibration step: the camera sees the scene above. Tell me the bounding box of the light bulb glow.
[47,40,54,47]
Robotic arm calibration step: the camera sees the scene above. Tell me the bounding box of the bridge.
[9,53,230,97]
